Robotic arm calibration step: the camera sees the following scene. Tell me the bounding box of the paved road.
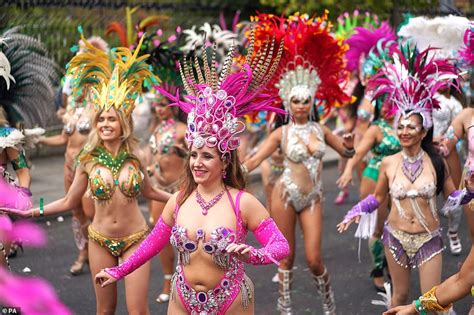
[7,154,472,314]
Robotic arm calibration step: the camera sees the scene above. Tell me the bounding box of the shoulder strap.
[226,189,244,222]
[280,125,287,152]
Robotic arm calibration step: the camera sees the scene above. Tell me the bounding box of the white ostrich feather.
[398,15,470,59]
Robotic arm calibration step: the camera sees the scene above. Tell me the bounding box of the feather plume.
[0,28,60,127]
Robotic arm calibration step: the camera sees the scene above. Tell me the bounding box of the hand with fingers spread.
[226,243,252,263]
[95,269,117,288]
[336,215,360,233]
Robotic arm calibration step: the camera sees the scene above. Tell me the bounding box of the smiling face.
[96,108,122,142]
[289,96,312,120]
[189,145,226,185]
[396,114,426,148]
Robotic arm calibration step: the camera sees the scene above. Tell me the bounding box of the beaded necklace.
[90,146,131,181]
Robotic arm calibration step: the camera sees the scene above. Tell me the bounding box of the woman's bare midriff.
[387,197,440,234]
[153,151,186,186]
[91,195,147,237]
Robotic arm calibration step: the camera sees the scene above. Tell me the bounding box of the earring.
[222,169,227,179]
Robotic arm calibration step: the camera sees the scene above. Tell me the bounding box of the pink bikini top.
[170,190,246,268]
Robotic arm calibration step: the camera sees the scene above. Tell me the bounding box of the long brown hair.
[177,148,246,206]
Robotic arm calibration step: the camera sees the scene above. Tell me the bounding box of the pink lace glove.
[248,218,289,265]
[105,217,172,280]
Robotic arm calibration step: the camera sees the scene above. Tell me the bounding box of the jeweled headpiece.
[67,31,159,117]
[157,30,285,158]
[369,46,460,130]
[250,12,350,118]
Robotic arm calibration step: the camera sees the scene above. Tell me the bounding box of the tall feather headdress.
[250,12,351,118]
[0,28,61,127]
[66,30,159,117]
[335,10,380,40]
[156,28,285,158]
[369,46,460,130]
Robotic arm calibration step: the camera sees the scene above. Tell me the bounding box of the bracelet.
[413,299,427,315]
[344,147,355,157]
[419,286,452,312]
[39,197,44,217]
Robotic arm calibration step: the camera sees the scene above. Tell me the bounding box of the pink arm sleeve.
[105,217,172,280]
[248,217,289,265]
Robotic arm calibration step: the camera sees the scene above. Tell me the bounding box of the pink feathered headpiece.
[157,34,285,158]
[459,24,474,67]
[369,46,460,130]
[346,22,397,73]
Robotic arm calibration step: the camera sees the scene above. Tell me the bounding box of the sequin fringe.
[382,225,445,269]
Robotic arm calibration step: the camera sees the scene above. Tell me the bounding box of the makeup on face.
[397,118,422,135]
[189,145,224,183]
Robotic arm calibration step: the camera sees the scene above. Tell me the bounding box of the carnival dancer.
[337,39,401,292]
[0,28,59,265]
[242,13,354,315]
[345,22,397,182]
[145,89,187,304]
[338,46,463,308]
[93,32,290,315]
[333,10,381,205]
[39,36,109,275]
[3,34,171,313]
[398,15,471,256]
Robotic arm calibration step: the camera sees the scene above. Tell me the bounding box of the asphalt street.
[6,153,472,315]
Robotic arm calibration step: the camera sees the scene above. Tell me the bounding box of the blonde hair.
[80,108,138,170]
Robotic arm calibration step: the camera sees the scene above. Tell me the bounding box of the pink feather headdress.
[459,24,474,67]
[346,22,397,73]
[369,46,460,130]
[157,32,285,158]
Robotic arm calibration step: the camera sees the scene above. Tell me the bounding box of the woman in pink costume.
[94,36,290,315]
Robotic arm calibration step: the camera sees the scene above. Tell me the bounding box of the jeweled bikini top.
[283,122,325,163]
[149,119,177,155]
[170,190,246,269]
[84,146,143,201]
[63,107,91,136]
[371,120,401,161]
[390,157,438,232]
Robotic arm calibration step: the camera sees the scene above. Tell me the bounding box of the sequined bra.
[367,120,401,169]
[283,122,325,163]
[171,190,246,269]
[149,119,177,155]
[84,147,143,201]
[390,159,438,233]
[63,107,91,136]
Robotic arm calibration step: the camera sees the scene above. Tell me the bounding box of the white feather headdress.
[398,15,470,59]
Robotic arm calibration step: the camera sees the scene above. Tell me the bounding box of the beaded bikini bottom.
[171,259,253,315]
